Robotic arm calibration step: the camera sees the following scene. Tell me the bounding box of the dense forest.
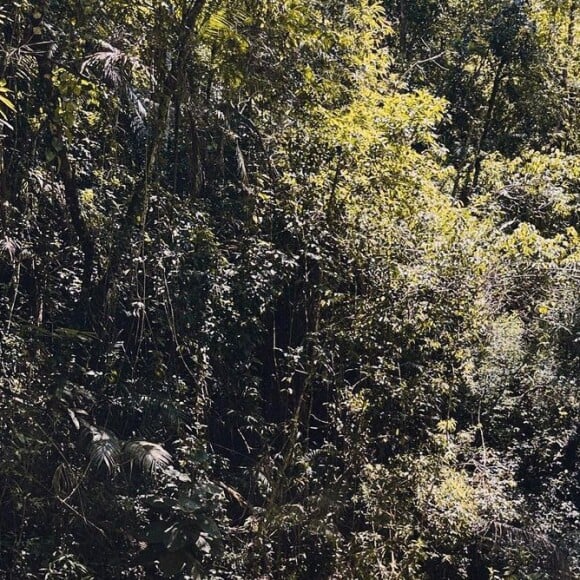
[0,1,578,578]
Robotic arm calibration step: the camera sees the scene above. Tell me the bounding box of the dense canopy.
[0,1,578,578]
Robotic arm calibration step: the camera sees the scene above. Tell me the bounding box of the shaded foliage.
[0,0,578,578]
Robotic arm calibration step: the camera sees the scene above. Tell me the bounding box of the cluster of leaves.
[0,0,578,578]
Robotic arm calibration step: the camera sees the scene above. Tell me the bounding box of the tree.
[1,0,578,578]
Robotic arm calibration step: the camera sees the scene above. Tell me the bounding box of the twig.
[404,51,447,76]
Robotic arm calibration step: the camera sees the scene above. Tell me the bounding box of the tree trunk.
[31,4,96,299]
[96,0,208,328]
[470,56,507,196]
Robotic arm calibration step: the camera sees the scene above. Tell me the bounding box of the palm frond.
[1,236,19,262]
[123,440,172,474]
[235,141,248,185]
[81,42,135,86]
[199,8,235,41]
[198,4,249,43]
[82,425,121,473]
[0,82,15,131]
[126,87,149,137]
[52,463,75,496]
[81,42,150,138]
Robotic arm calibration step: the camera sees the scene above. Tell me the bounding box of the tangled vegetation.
[0,1,578,578]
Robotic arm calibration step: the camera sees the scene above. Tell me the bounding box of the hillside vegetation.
[0,1,578,578]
